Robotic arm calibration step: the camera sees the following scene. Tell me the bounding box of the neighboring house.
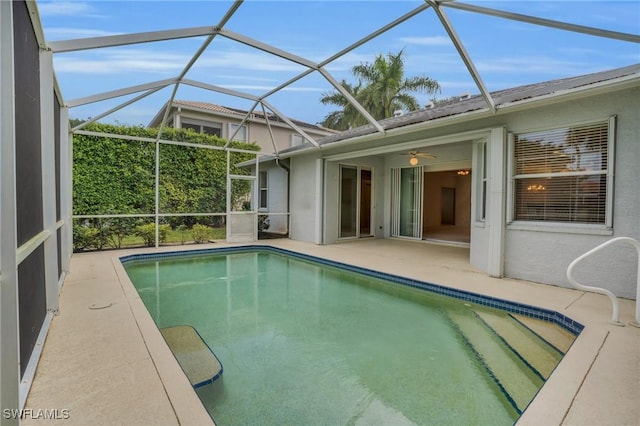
[262,64,640,299]
[148,100,336,154]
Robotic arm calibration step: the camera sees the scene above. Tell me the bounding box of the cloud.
[398,36,451,46]
[474,56,590,75]
[38,1,104,18]
[198,51,306,72]
[54,47,316,76]
[222,84,324,93]
[54,49,191,74]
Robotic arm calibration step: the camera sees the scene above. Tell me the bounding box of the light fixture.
[526,184,546,191]
[409,156,418,166]
[457,170,470,176]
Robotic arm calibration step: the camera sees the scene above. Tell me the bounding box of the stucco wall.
[502,87,639,298]
[286,86,638,298]
[176,109,329,153]
[289,153,322,243]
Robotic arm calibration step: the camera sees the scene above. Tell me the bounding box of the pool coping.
[118,244,586,424]
[120,245,584,336]
[112,256,215,425]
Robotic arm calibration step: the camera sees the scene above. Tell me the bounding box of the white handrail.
[566,237,640,327]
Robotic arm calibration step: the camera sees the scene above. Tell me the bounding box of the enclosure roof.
[276,63,640,156]
[37,0,640,157]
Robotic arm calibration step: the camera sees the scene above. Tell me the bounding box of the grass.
[120,227,227,247]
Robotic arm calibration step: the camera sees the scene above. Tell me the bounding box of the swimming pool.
[122,246,580,425]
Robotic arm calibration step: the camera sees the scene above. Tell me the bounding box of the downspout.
[275,157,291,236]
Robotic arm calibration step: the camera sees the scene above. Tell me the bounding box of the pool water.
[124,249,572,425]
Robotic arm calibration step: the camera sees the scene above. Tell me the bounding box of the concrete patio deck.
[23,238,639,425]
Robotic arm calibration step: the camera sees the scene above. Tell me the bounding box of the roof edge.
[277,65,640,159]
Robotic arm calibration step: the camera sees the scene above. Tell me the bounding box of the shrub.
[177,224,188,245]
[191,224,211,244]
[106,218,136,249]
[73,224,99,252]
[135,223,170,247]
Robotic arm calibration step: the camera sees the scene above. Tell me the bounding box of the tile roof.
[291,63,640,150]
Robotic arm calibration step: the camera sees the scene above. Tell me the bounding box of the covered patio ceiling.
[35,0,640,157]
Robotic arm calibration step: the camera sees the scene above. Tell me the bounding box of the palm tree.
[320,49,440,130]
[319,80,368,131]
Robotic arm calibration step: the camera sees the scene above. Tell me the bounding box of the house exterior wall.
[286,84,638,299]
[502,87,639,299]
[289,152,323,243]
[170,108,329,154]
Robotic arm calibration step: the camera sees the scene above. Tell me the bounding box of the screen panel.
[17,245,47,377]
[13,0,43,246]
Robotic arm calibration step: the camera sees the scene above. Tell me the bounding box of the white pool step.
[160,325,223,389]
[475,311,563,379]
[448,312,543,413]
[511,314,576,354]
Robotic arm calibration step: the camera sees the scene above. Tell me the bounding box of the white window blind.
[291,133,305,147]
[229,123,247,142]
[513,120,610,224]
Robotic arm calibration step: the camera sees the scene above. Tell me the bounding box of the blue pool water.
[123,247,578,425]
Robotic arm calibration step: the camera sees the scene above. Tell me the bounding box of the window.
[474,140,487,222]
[291,133,305,147]
[511,118,613,225]
[181,120,222,137]
[258,171,268,209]
[229,123,247,142]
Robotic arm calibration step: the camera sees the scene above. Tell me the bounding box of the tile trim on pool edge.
[120,245,584,336]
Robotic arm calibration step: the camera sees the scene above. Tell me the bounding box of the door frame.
[338,163,374,240]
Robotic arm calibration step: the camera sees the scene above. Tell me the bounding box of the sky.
[37,0,640,127]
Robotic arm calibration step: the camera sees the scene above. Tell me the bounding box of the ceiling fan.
[404,150,436,165]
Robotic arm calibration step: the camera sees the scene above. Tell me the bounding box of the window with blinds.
[512,120,611,224]
[258,171,268,209]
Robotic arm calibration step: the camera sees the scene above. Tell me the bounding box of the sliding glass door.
[339,165,373,239]
[391,166,423,239]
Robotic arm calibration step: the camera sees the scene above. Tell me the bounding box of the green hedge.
[72,122,258,251]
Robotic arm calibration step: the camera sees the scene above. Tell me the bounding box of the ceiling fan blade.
[416,153,436,159]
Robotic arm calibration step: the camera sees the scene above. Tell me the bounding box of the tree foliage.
[320,49,440,130]
[72,122,259,249]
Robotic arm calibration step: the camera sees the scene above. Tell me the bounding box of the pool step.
[448,312,543,413]
[160,325,223,389]
[511,314,576,354]
[475,311,563,380]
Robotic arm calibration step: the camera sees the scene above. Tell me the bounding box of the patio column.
[315,158,324,244]
[59,105,72,277]
[0,0,20,422]
[486,127,506,277]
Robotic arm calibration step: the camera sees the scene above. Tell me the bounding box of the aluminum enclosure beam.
[319,69,386,134]
[444,2,640,44]
[428,1,496,113]
[181,79,260,101]
[72,85,167,132]
[219,29,318,70]
[67,78,177,108]
[261,100,320,148]
[256,3,433,135]
[48,26,218,53]
[319,3,432,68]
[224,100,260,148]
